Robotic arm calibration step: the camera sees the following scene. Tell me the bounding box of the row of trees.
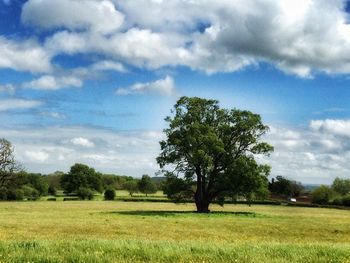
[312,178,350,205]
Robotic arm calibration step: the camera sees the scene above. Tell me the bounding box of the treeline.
[311,178,350,206]
[0,162,163,201]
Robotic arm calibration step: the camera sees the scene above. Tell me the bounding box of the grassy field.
[0,201,349,262]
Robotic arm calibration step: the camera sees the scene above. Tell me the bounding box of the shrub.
[311,185,334,205]
[48,185,57,196]
[6,189,24,201]
[332,197,343,206]
[47,198,56,201]
[342,195,350,206]
[22,185,40,200]
[104,189,116,200]
[77,187,94,200]
[0,187,7,200]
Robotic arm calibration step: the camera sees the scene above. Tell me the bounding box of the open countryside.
[2,0,350,262]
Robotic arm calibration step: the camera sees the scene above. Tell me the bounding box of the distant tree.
[60,163,103,194]
[138,175,157,196]
[123,180,139,196]
[157,97,273,212]
[25,173,49,196]
[104,188,116,200]
[269,176,304,197]
[312,185,335,205]
[332,177,350,196]
[46,171,64,191]
[0,138,22,188]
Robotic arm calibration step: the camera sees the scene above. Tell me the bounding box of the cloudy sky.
[1,0,350,184]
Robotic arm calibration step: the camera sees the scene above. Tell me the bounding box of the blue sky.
[1,0,350,184]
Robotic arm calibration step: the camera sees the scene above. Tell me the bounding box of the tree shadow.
[106,210,257,217]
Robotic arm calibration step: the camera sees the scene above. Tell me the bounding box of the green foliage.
[123,180,139,196]
[102,174,134,190]
[48,185,56,196]
[21,185,40,200]
[6,188,24,201]
[157,96,273,212]
[138,175,157,196]
[0,138,22,188]
[104,189,116,200]
[312,185,335,205]
[25,173,49,196]
[76,187,94,200]
[332,177,350,196]
[341,194,350,206]
[269,176,304,197]
[60,163,103,194]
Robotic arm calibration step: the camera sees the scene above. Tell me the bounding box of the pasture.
[0,201,349,262]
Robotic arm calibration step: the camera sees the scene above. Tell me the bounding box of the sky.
[1,0,350,184]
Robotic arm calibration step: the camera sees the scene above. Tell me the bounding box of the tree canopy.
[157,96,273,212]
[60,163,103,194]
[138,174,157,196]
[0,138,22,188]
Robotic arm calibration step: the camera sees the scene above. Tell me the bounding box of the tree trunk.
[195,196,210,213]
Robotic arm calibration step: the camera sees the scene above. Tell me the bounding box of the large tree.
[0,138,22,188]
[157,97,273,213]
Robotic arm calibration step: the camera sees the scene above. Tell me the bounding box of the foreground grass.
[0,201,350,262]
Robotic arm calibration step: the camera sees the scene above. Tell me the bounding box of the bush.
[104,189,116,200]
[0,187,7,200]
[48,185,57,196]
[77,187,94,200]
[342,195,350,206]
[312,185,334,205]
[47,198,56,201]
[22,185,40,200]
[332,197,343,206]
[6,189,24,201]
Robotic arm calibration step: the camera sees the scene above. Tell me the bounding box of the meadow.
[0,201,349,262]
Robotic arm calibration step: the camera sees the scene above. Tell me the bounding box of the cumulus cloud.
[262,119,350,183]
[23,75,82,90]
[0,99,42,111]
[0,37,51,73]
[310,119,350,138]
[70,137,95,148]
[24,150,50,163]
[5,0,350,76]
[0,125,163,176]
[116,76,175,96]
[22,0,124,34]
[91,60,126,73]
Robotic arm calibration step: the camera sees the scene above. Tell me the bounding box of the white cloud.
[0,125,163,176]
[40,0,350,76]
[70,137,95,148]
[0,99,42,111]
[23,75,82,90]
[24,150,50,163]
[91,60,126,73]
[0,84,15,95]
[22,0,124,34]
[262,119,350,183]
[310,119,350,138]
[40,112,66,119]
[116,76,175,96]
[0,37,51,73]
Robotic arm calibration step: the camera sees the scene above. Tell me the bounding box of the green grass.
[0,201,350,262]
